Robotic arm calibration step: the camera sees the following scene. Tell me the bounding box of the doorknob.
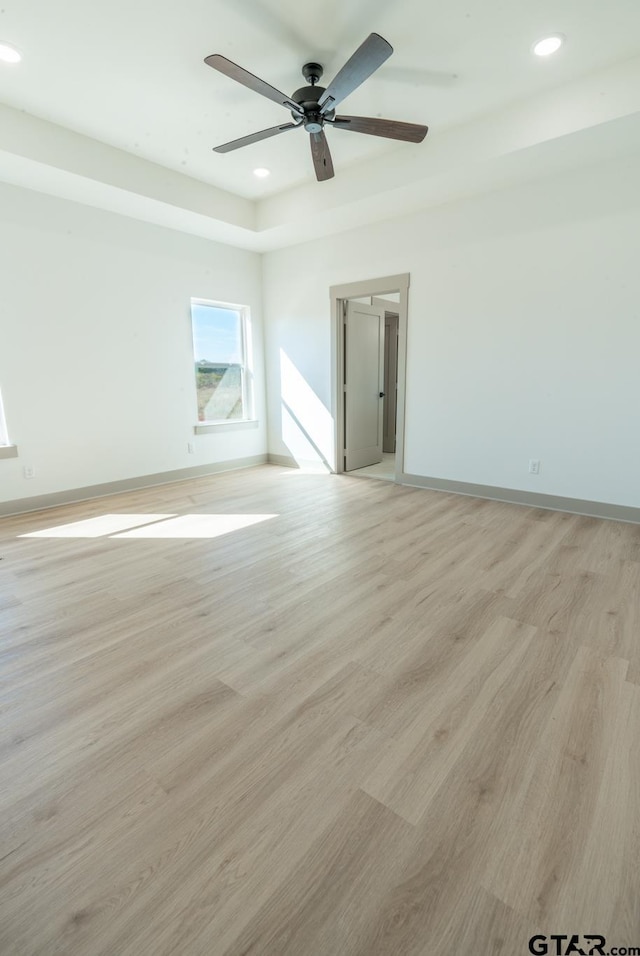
[379,392,385,398]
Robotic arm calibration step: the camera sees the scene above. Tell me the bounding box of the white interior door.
[344,300,385,471]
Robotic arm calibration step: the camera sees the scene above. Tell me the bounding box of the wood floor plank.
[1,464,639,955]
[221,789,416,956]
[430,884,535,956]
[360,615,538,822]
[483,646,636,925]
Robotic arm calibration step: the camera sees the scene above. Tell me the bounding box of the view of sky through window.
[191,304,242,365]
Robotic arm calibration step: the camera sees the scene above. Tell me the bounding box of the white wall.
[3,152,640,511]
[263,153,640,507]
[0,182,266,504]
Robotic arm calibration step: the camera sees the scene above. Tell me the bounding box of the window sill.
[194,420,259,435]
[0,444,18,460]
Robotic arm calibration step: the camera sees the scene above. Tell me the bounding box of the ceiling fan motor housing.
[292,63,335,131]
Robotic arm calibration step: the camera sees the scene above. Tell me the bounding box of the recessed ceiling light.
[0,42,22,64]
[532,35,565,57]
[253,167,270,179]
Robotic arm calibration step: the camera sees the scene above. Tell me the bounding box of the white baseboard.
[267,453,298,468]
[6,456,636,525]
[399,472,640,525]
[0,455,268,517]
[267,454,332,472]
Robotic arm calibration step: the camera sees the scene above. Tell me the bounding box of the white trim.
[267,453,297,468]
[0,456,268,517]
[330,274,410,479]
[194,419,259,434]
[399,471,640,525]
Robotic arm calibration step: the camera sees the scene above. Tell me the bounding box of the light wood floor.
[1,465,639,955]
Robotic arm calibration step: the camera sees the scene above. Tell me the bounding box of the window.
[0,387,9,445]
[0,386,17,458]
[190,300,253,424]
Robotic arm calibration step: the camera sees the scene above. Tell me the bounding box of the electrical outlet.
[23,466,36,479]
[528,459,540,475]
[187,442,195,455]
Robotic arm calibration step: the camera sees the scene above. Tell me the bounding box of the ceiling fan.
[204,33,429,182]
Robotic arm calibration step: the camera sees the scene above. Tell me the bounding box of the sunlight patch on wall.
[280,349,333,470]
[281,405,330,473]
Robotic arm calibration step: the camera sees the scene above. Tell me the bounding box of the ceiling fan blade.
[205,54,304,116]
[310,131,334,182]
[319,33,393,115]
[213,122,301,154]
[332,115,428,143]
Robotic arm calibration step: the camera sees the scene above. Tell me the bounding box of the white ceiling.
[1,0,640,249]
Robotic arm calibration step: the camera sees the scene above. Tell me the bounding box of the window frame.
[190,298,255,429]
[0,387,17,458]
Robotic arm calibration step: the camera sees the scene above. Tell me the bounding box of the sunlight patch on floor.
[112,513,277,539]
[19,513,278,540]
[19,514,176,538]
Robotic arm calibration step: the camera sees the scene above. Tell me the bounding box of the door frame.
[330,273,410,478]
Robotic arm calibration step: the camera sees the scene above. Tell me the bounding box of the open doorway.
[330,274,409,482]
[376,297,400,456]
